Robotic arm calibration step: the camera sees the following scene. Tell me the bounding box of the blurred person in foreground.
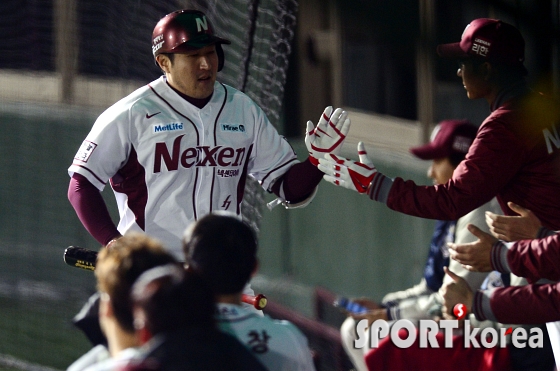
[182,212,316,371]
[121,264,268,371]
[67,232,178,371]
[340,120,503,371]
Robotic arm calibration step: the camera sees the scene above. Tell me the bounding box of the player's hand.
[305,106,351,166]
[318,142,376,194]
[447,224,497,272]
[440,267,473,320]
[486,202,542,242]
[351,308,388,327]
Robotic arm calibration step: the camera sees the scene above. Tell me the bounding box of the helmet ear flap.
[216,43,225,72]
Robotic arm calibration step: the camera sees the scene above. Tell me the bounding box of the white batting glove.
[318,142,376,193]
[305,106,351,166]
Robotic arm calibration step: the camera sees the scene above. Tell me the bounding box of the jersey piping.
[237,144,254,214]
[209,83,229,214]
[72,164,106,185]
[261,157,299,185]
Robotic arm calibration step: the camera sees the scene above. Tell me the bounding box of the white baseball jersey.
[216,303,316,371]
[69,77,298,259]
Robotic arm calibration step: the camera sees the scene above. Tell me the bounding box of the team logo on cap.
[152,34,164,54]
[472,38,490,57]
[452,136,473,153]
[195,16,208,33]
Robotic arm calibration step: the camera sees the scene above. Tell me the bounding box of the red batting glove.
[318,142,377,193]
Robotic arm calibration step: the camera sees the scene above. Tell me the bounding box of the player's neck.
[166,81,212,108]
[107,326,140,357]
[216,292,242,305]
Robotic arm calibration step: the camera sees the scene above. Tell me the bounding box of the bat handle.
[242,293,268,310]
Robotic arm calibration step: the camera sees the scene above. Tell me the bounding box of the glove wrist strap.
[308,155,319,167]
[367,173,393,204]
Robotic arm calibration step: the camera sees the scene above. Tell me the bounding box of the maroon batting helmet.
[152,10,231,71]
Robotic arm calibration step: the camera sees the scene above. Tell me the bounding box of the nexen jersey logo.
[153,122,184,133]
[154,135,246,173]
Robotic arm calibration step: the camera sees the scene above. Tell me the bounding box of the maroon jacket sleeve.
[68,173,121,246]
[487,283,560,324]
[386,119,526,220]
[508,233,560,283]
[270,158,323,203]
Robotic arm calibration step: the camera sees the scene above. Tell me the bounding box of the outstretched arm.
[270,106,351,207]
[270,158,323,204]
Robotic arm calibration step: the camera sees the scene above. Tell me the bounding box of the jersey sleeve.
[507,232,560,282]
[387,120,527,220]
[246,103,299,192]
[474,283,560,324]
[68,106,132,191]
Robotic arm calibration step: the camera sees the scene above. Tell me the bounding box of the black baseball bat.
[63,246,97,271]
[63,246,267,309]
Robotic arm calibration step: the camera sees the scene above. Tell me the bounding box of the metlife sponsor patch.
[220,123,246,134]
[153,122,184,134]
[74,140,97,163]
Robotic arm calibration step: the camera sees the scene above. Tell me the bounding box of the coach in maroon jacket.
[318,18,560,231]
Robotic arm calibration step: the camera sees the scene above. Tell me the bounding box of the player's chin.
[195,78,216,97]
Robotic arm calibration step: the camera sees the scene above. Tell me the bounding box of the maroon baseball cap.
[410,120,477,160]
[436,18,525,67]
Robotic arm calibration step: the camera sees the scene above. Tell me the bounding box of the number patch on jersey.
[247,330,271,354]
[217,169,240,178]
[74,140,97,163]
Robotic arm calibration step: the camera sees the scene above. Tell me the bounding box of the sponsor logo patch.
[153,122,184,134]
[74,140,97,163]
[221,123,246,133]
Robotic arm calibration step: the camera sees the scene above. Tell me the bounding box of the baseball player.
[67,9,350,260]
[318,18,560,231]
[182,212,316,371]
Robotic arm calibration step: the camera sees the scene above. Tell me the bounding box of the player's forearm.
[386,178,487,220]
[272,158,323,203]
[472,283,560,324]
[68,174,121,245]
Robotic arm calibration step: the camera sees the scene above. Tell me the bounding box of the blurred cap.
[436,18,525,68]
[410,119,477,160]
